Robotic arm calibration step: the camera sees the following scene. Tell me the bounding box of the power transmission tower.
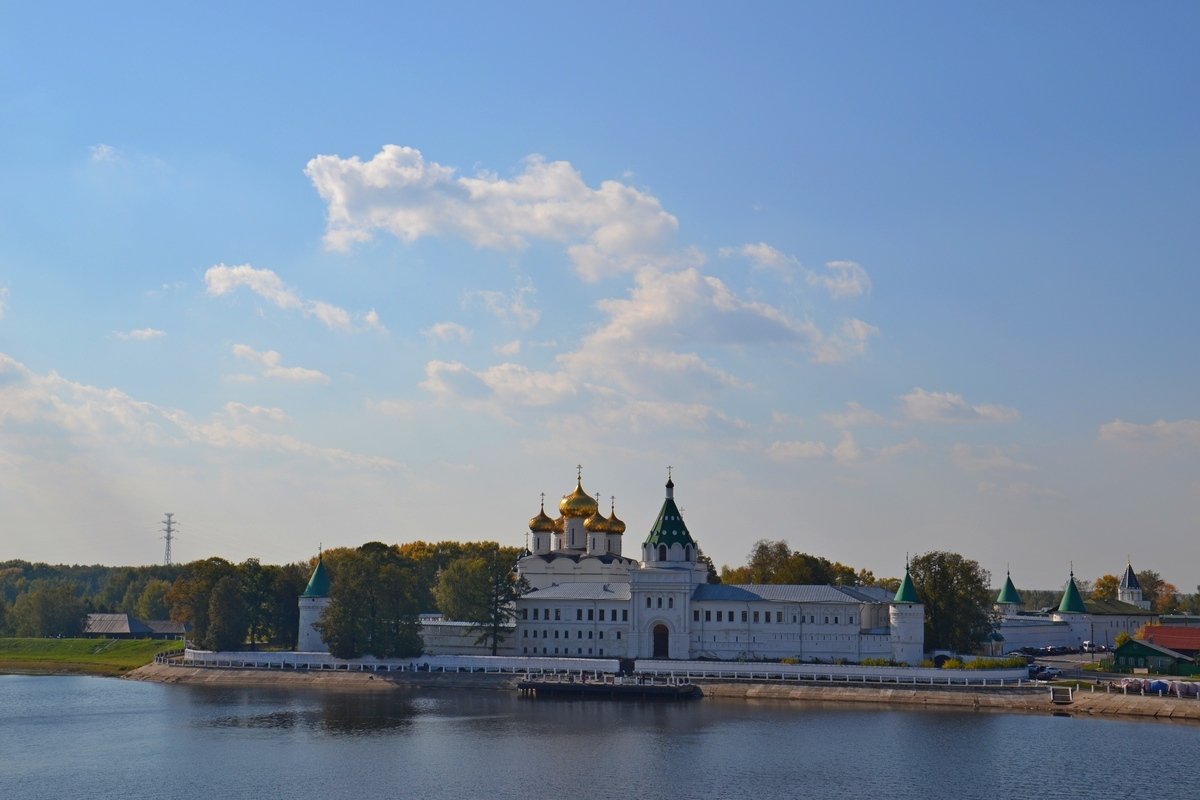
[161,513,179,565]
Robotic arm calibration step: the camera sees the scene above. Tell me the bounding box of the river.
[0,674,1196,799]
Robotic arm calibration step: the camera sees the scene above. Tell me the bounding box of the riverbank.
[126,663,1200,722]
[0,638,181,677]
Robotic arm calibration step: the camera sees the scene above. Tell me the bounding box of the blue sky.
[1,3,1197,590]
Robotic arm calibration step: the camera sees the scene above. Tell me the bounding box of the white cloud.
[878,439,922,460]
[495,340,522,356]
[0,352,391,470]
[1098,418,1200,447]
[952,443,1035,472]
[114,328,166,341]
[421,360,576,408]
[89,144,117,162]
[722,242,797,273]
[468,282,541,328]
[304,145,679,280]
[832,431,862,463]
[423,321,473,344]
[0,285,9,319]
[231,344,330,384]
[822,401,887,429]
[806,260,871,299]
[900,388,1019,424]
[767,439,829,461]
[812,318,880,364]
[205,263,383,332]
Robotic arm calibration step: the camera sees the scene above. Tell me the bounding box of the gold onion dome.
[528,500,555,532]
[585,494,610,532]
[606,501,626,535]
[553,515,565,533]
[560,479,599,518]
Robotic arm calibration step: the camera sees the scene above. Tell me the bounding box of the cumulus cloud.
[495,340,521,356]
[721,242,797,273]
[231,344,330,384]
[1098,418,1200,447]
[114,328,166,341]
[0,352,392,469]
[807,260,871,299]
[822,401,887,429]
[421,360,576,407]
[89,144,117,162]
[423,322,473,344]
[899,388,1018,424]
[952,443,1034,472]
[205,263,383,332]
[767,439,829,461]
[811,318,880,364]
[467,282,541,328]
[304,145,679,280]
[0,285,9,319]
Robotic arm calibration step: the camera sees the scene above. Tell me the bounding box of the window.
[533,609,539,620]
[646,597,652,608]
[616,631,621,639]
[521,609,528,620]
[577,631,582,639]
[741,611,747,622]
[599,609,605,621]
[705,610,711,622]
[588,631,593,639]
[693,610,700,622]
[824,617,829,624]
[522,630,528,638]
[554,630,559,639]
[554,609,561,621]
[658,544,667,561]
[753,611,759,623]
[668,597,674,609]
[588,609,594,621]
[717,611,723,622]
[834,617,839,624]
[777,611,783,623]
[657,596,663,608]
[848,615,853,624]
[765,612,771,624]
[622,610,628,621]
[599,649,604,656]
[577,609,583,621]
[685,545,693,560]
[599,631,604,639]
[532,630,538,639]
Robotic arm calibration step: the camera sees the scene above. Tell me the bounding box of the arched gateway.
[652,624,670,658]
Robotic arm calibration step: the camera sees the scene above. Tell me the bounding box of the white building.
[514,471,924,664]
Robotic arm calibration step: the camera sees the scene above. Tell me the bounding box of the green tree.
[205,574,249,651]
[268,562,311,648]
[434,546,529,655]
[1091,574,1119,602]
[909,551,994,653]
[10,582,86,637]
[316,543,422,659]
[166,557,236,646]
[135,579,173,620]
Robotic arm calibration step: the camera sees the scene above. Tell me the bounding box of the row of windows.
[522,647,605,656]
[523,629,621,640]
[692,610,855,625]
[644,595,676,609]
[524,608,629,622]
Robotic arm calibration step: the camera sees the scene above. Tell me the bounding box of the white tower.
[889,564,924,665]
[297,556,331,653]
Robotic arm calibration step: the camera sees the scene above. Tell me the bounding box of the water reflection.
[194,686,419,735]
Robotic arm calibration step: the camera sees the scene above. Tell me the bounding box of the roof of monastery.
[894,568,921,604]
[302,557,331,597]
[522,582,633,601]
[1120,562,1141,590]
[643,477,697,550]
[525,550,638,565]
[996,571,1023,605]
[1083,597,1157,616]
[1058,572,1087,613]
[692,584,893,604]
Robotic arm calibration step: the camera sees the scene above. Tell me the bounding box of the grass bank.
[0,638,182,676]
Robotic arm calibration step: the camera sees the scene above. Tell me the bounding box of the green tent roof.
[643,479,697,549]
[302,557,331,597]
[996,572,1023,605]
[894,568,921,603]
[1057,572,1087,614]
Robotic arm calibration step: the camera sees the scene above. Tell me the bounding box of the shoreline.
[124,663,1200,724]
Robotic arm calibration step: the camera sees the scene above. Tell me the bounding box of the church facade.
[514,471,924,664]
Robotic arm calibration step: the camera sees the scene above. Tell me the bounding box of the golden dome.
[606,499,626,535]
[553,515,564,533]
[560,479,599,518]
[584,494,610,532]
[528,499,555,532]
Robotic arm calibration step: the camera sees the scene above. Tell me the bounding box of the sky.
[0,3,1197,590]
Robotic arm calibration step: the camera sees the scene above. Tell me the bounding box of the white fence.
[635,659,1029,687]
[171,649,1027,686]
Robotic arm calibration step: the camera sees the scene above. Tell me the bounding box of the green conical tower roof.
[644,477,697,549]
[1057,571,1086,614]
[894,567,921,604]
[302,556,331,597]
[996,571,1023,605]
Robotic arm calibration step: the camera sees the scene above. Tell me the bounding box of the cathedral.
[514,470,924,664]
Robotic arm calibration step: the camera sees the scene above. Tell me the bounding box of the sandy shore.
[126,663,1200,723]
